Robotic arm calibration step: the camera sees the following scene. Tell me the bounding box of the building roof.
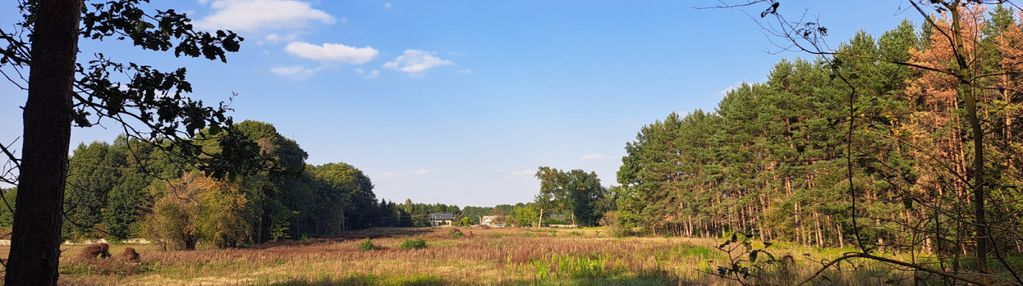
[428,213,454,220]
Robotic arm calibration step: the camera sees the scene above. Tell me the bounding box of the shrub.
[359,239,380,251]
[146,173,255,250]
[400,238,427,249]
[451,229,464,238]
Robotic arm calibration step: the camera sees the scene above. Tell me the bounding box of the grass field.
[3,227,1010,285]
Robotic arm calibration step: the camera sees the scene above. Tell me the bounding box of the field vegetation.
[8,227,1011,285]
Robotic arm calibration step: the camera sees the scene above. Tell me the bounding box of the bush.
[399,238,427,249]
[358,239,380,251]
[451,229,464,238]
[146,173,255,250]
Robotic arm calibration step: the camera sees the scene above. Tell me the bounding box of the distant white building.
[481,215,506,227]
[428,213,454,227]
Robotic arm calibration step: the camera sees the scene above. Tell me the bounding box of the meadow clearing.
[0,227,971,286]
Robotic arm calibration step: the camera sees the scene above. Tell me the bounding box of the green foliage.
[358,239,380,251]
[64,142,123,239]
[0,188,16,227]
[307,162,376,230]
[611,30,919,243]
[534,167,609,227]
[103,172,150,239]
[147,187,199,250]
[145,172,259,249]
[530,255,624,279]
[10,0,256,180]
[710,232,787,285]
[399,238,427,250]
[509,203,540,227]
[398,200,461,227]
[451,229,465,238]
[605,13,1023,259]
[51,121,406,249]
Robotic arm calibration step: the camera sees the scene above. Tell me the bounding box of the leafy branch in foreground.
[709,232,793,286]
[0,0,254,284]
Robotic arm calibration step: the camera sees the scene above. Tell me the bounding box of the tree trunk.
[814,211,823,248]
[5,1,83,285]
[837,220,845,249]
[949,4,987,274]
[965,83,988,274]
[536,206,544,228]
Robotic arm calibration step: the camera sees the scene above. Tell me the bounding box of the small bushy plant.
[400,238,427,249]
[358,239,380,251]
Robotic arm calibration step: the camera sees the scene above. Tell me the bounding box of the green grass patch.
[655,244,722,261]
[530,254,625,280]
[268,274,445,286]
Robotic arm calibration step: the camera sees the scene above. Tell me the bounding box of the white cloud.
[264,33,298,43]
[457,69,473,74]
[284,41,378,64]
[579,154,605,161]
[354,68,380,79]
[384,2,393,10]
[383,49,453,74]
[196,0,335,33]
[269,65,317,78]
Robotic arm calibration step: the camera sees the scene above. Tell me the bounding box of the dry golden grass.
[0,227,962,285]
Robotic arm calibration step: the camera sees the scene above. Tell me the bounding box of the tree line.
[609,6,1023,263]
[1,121,408,249]
[0,130,532,248]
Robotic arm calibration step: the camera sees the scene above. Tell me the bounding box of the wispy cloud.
[579,154,605,161]
[383,50,453,74]
[384,2,393,10]
[269,65,319,79]
[196,0,335,33]
[354,68,380,79]
[285,41,378,64]
[264,33,299,43]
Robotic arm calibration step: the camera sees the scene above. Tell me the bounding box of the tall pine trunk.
[5,0,83,285]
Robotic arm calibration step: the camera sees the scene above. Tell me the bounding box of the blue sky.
[1,1,918,206]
